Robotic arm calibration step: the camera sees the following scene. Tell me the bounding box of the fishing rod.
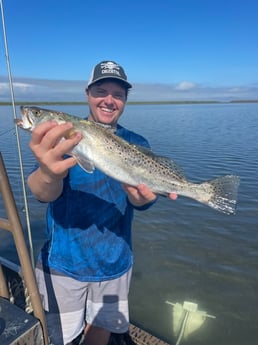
[0,0,35,267]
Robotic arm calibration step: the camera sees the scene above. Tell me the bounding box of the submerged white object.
[166,300,215,345]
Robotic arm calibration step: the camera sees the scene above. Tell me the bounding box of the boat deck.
[0,259,170,345]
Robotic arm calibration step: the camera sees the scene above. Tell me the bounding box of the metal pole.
[0,0,35,267]
[0,153,49,345]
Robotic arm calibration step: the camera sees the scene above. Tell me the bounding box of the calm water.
[0,103,257,345]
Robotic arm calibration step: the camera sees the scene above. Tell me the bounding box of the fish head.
[15,106,56,131]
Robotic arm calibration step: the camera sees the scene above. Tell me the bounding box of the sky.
[0,0,257,102]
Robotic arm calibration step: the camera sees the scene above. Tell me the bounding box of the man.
[28,61,177,345]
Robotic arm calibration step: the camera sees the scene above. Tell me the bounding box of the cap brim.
[88,76,132,89]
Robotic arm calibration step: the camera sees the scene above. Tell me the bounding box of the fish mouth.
[14,118,24,127]
[20,105,32,117]
[25,114,33,126]
[17,106,34,129]
[20,105,29,116]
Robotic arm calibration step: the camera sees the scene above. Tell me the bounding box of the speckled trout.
[16,106,240,215]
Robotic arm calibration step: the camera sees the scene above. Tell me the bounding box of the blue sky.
[0,0,257,101]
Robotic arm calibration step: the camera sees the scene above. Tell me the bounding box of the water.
[0,103,257,345]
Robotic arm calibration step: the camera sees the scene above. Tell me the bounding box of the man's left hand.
[122,183,177,207]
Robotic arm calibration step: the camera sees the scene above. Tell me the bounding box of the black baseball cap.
[87,61,132,89]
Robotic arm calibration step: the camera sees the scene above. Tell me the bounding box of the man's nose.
[104,94,114,103]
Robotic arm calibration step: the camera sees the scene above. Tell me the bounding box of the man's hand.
[28,121,82,202]
[29,121,82,182]
[122,183,177,207]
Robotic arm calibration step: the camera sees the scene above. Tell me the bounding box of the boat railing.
[0,151,49,345]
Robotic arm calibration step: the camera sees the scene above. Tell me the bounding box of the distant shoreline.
[1,100,258,106]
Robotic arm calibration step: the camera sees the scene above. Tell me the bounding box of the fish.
[15,106,240,215]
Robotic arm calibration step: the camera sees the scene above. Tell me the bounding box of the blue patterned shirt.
[38,124,153,282]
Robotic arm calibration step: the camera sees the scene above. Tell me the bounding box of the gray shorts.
[35,266,132,345]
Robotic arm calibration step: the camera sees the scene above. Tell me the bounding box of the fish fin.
[78,119,116,132]
[155,156,186,180]
[70,152,95,173]
[201,175,240,215]
[132,144,153,155]
[77,157,95,173]
[93,121,116,132]
[133,144,187,181]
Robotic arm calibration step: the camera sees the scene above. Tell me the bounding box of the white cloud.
[228,87,240,92]
[0,77,87,102]
[0,82,9,91]
[0,82,33,91]
[175,81,196,91]
[0,76,257,102]
[14,82,36,95]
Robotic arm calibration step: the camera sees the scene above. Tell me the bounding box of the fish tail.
[201,175,240,215]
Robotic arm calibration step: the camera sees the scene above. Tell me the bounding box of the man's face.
[87,81,127,125]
